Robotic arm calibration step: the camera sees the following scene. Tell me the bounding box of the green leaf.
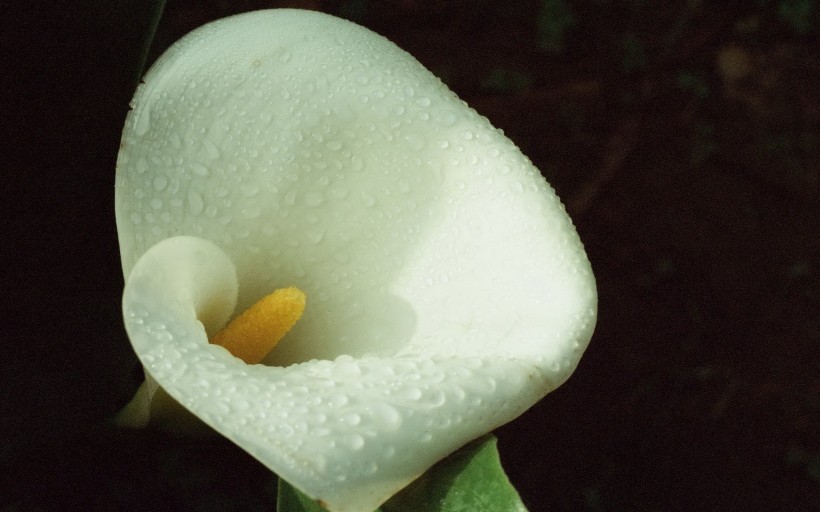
[277,434,528,512]
[278,477,329,512]
[537,0,577,52]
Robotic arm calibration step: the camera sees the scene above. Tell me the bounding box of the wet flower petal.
[116,9,596,512]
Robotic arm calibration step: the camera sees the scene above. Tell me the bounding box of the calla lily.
[115,9,596,512]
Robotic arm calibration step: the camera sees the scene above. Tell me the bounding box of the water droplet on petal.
[373,403,402,430]
[191,163,210,176]
[360,191,376,207]
[136,158,149,174]
[202,140,221,160]
[399,387,422,401]
[346,434,365,450]
[342,412,361,426]
[362,461,378,475]
[152,176,168,191]
[187,189,204,215]
[383,446,396,459]
[436,109,458,126]
[304,191,325,207]
[306,229,325,244]
[134,109,150,136]
[240,183,260,197]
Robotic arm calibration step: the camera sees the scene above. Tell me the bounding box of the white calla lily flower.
[115,9,596,512]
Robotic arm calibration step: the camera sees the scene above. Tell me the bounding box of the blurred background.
[2,0,817,510]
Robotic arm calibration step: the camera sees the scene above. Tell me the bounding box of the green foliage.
[756,0,817,34]
[480,68,534,95]
[690,123,716,165]
[278,435,527,512]
[676,70,710,99]
[537,0,577,52]
[619,32,647,72]
[777,0,816,34]
[786,446,820,483]
[278,480,328,512]
[338,0,370,23]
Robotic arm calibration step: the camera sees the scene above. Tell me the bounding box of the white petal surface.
[116,9,596,512]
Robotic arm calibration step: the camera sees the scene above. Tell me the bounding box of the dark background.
[2,0,817,510]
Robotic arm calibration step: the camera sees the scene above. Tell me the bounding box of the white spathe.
[116,9,596,512]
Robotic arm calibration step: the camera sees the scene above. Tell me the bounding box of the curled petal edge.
[122,236,580,512]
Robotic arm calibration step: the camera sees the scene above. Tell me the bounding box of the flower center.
[210,287,306,364]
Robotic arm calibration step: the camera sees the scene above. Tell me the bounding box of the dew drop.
[436,109,458,126]
[347,434,365,451]
[312,427,331,437]
[399,386,422,401]
[240,183,260,197]
[154,331,174,343]
[333,360,362,379]
[152,176,168,191]
[187,190,204,215]
[362,461,378,476]
[191,163,210,176]
[373,403,402,430]
[304,191,325,207]
[360,191,376,207]
[404,133,426,151]
[306,229,325,244]
[169,132,182,149]
[135,157,149,175]
[327,393,349,408]
[342,412,361,426]
[134,109,150,136]
[330,186,349,200]
[202,140,221,160]
[241,206,261,219]
[427,390,446,408]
